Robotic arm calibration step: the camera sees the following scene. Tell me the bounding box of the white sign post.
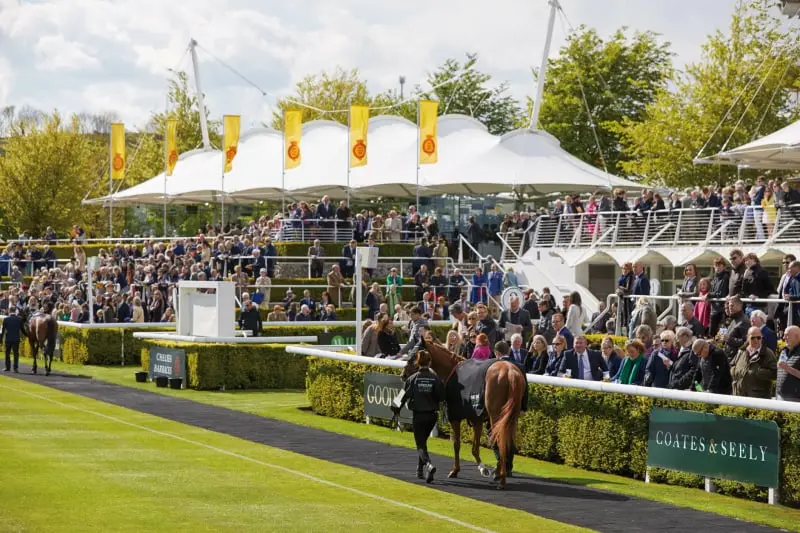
[86,256,100,325]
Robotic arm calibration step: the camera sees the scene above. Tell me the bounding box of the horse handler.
[392,350,445,483]
[1,307,24,373]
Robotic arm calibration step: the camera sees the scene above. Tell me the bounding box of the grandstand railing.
[526,206,800,249]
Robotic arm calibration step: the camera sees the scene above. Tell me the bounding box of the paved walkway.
[3,369,784,533]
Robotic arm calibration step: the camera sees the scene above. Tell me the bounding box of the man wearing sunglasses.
[730,327,777,398]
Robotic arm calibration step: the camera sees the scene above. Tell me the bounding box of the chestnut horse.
[28,313,57,375]
[401,336,526,490]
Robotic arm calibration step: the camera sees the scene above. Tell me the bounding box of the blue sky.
[0,0,742,130]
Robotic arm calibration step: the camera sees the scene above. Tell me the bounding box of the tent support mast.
[529,0,559,130]
[415,100,421,209]
[189,39,211,150]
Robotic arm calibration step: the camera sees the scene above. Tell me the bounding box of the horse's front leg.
[448,420,461,478]
[472,420,491,479]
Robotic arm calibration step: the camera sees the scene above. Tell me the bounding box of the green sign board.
[647,407,780,488]
[364,372,412,424]
[148,346,186,387]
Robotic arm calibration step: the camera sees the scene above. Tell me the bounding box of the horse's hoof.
[497,484,505,491]
[447,470,459,479]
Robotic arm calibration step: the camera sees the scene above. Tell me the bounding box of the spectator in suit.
[613,339,648,385]
[340,239,358,278]
[307,239,325,278]
[782,260,800,327]
[632,262,650,296]
[775,254,797,331]
[507,333,528,367]
[295,304,314,322]
[721,296,750,365]
[316,195,335,220]
[728,249,746,298]
[680,301,705,338]
[749,310,778,353]
[263,238,277,278]
[246,248,267,280]
[267,305,287,322]
[1,307,24,373]
[498,295,533,344]
[558,335,607,380]
[551,312,573,350]
[693,339,732,394]
[668,327,699,390]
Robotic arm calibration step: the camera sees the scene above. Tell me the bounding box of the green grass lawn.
[0,376,586,533]
[15,361,800,532]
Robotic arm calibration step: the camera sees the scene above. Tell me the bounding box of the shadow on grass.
[447,476,630,502]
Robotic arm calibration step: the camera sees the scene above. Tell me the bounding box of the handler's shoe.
[425,462,436,484]
[416,466,424,479]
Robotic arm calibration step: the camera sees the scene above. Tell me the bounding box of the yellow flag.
[110,123,125,180]
[166,119,178,176]
[418,100,438,165]
[223,115,241,173]
[284,110,302,170]
[349,105,369,168]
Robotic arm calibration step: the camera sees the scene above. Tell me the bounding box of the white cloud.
[0,56,12,108]
[35,34,100,71]
[1,0,735,128]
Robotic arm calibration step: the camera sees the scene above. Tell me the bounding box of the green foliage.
[306,357,800,506]
[529,26,672,174]
[0,112,108,237]
[140,339,308,390]
[271,54,523,136]
[615,0,800,188]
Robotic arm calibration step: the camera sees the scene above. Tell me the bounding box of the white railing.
[614,294,794,336]
[527,206,800,249]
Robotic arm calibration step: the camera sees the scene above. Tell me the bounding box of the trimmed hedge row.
[305,357,800,506]
[140,339,308,390]
[19,324,174,366]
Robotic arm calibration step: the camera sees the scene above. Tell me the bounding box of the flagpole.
[221,121,226,232]
[346,105,351,207]
[163,119,169,238]
[415,100,420,209]
[108,129,113,238]
[281,110,286,214]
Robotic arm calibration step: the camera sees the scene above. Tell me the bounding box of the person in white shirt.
[565,291,586,337]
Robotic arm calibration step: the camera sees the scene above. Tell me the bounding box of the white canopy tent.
[694,119,800,171]
[86,114,645,206]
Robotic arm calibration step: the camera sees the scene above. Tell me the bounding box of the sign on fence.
[647,407,780,488]
[148,346,187,386]
[364,372,412,423]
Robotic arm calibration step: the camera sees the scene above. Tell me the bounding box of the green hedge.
[20,324,174,366]
[139,339,308,390]
[305,358,800,507]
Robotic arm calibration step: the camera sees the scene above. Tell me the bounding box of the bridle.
[425,338,464,385]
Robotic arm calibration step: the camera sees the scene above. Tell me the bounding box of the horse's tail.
[489,364,525,460]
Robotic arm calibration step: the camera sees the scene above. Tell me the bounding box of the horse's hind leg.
[471,420,491,478]
[30,342,38,374]
[448,420,461,478]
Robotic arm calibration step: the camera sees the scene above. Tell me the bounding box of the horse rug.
[444,358,528,422]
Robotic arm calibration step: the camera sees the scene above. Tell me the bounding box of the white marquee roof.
[695,119,800,171]
[88,114,644,206]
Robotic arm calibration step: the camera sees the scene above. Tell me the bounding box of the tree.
[0,111,107,236]
[270,67,371,129]
[615,0,800,188]
[420,53,523,135]
[524,27,672,174]
[271,55,524,135]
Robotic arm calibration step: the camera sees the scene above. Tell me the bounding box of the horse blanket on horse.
[444,359,528,422]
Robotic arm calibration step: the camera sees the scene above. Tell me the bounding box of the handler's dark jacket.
[402,368,445,413]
